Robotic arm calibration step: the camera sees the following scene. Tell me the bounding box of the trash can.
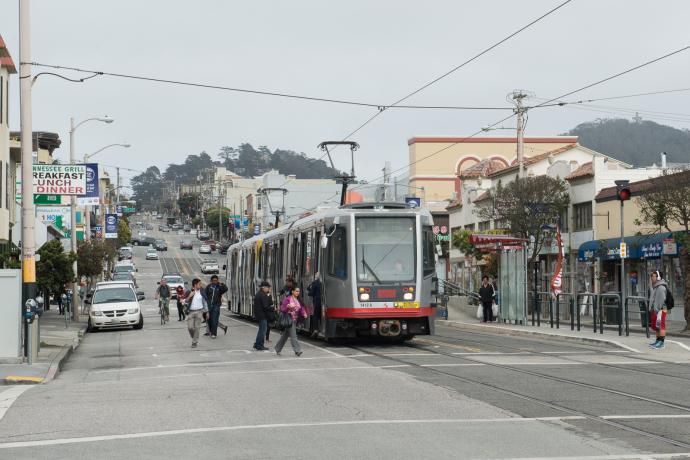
[603,296,621,324]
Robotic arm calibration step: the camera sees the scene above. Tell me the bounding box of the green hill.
[567,118,690,167]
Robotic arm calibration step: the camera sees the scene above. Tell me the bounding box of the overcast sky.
[1,0,689,187]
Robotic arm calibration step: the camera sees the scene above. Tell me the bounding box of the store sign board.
[32,164,87,195]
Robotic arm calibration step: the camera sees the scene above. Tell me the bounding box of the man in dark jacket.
[205,275,228,338]
[478,275,495,323]
[253,281,274,351]
[307,273,322,338]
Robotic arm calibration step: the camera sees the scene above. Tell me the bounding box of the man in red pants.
[649,270,668,349]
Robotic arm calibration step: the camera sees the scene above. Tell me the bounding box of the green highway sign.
[123,207,136,213]
[33,194,62,205]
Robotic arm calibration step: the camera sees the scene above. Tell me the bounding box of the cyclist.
[155,278,172,323]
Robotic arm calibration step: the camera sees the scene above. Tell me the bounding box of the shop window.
[573,202,592,231]
[464,223,475,231]
[478,220,491,231]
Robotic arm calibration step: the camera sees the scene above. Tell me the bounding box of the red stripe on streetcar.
[325,307,435,318]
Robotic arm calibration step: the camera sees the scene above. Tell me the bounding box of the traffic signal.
[615,180,631,202]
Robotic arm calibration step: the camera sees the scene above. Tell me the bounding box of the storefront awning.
[578,232,681,261]
[469,234,528,249]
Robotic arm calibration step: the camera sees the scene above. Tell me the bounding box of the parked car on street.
[161,226,170,232]
[87,284,144,332]
[118,247,133,261]
[160,274,186,298]
[111,271,138,288]
[180,239,193,250]
[199,244,212,254]
[200,259,219,274]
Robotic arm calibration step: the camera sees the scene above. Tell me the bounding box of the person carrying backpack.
[648,270,671,349]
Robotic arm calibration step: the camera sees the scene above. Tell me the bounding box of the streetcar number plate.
[397,302,419,309]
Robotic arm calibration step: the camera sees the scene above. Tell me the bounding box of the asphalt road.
[1,218,689,459]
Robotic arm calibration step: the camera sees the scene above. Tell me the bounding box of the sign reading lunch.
[32,164,87,196]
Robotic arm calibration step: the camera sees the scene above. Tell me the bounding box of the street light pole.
[19,0,37,359]
[68,115,114,321]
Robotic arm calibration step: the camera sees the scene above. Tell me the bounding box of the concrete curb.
[43,345,74,384]
[438,319,642,352]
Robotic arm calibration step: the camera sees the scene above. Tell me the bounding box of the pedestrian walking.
[478,275,495,323]
[185,278,208,348]
[275,286,307,357]
[155,278,171,322]
[175,285,186,321]
[649,270,669,349]
[253,281,274,351]
[205,275,229,338]
[268,275,295,343]
[307,273,322,338]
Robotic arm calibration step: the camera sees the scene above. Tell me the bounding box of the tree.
[178,193,200,218]
[131,166,164,209]
[117,218,132,248]
[475,176,570,266]
[635,169,690,330]
[205,207,231,238]
[77,240,114,280]
[36,240,76,300]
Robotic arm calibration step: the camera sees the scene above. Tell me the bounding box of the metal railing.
[597,292,626,336]
[576,293,597,333]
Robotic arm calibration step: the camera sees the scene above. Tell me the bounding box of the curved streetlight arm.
[71,116,113,133]
[83,143,131,162]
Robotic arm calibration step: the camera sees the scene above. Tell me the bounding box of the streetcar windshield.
[355,217,416,283]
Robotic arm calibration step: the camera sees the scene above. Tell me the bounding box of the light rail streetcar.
[225,202,438,340]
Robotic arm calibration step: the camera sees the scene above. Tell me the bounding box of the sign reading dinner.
[32,164,87,196]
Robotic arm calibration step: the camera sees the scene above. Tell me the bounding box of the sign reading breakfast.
[32,164,87,196]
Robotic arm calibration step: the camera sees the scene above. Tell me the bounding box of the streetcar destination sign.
[32,164,87,196]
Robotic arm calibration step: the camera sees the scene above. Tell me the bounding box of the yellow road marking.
[4,376,44,383]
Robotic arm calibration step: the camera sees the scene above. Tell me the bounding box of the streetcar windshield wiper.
[361,249,382,284]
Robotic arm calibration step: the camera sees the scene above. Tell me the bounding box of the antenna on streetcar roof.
[318,141,360,207]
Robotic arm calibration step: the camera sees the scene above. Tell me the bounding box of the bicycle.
[159,297,170,325]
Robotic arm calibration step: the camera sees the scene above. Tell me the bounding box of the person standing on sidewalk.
[155,278,171,322]
[205,275,228,338]
[186,278,208,348]
[175,285,186,321]
[649,270,669,349]
[478,275,495,323]
[253,281,274,351]
[275,286,307,357]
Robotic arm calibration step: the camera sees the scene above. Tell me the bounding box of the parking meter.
[35,296,45,317]
[24,299,37,324]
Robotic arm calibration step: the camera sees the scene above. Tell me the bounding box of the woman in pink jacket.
[275,286,307,356]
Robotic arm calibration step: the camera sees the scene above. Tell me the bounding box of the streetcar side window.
[422,226,436,277]
[328,227,347,279]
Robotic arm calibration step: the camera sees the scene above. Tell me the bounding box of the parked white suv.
[88,284,144,332]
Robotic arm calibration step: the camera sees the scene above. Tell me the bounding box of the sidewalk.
[0,304,88,385]
[440,297,690,362]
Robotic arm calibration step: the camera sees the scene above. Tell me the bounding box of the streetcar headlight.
[360,293,370,301]
[403,292,414,301]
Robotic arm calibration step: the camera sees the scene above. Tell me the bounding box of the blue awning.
[578,232,680,261]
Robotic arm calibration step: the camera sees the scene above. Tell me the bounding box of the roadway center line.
[0,386,33,423]
[91,353,373,374]
[3,414,687,450]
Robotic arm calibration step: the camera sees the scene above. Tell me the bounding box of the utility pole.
[68,117,80,321]
[116,167,120,208]
[511,90,528,179]
[218,182,222,241]
[19,0,37,357]
[239,194,243,242]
